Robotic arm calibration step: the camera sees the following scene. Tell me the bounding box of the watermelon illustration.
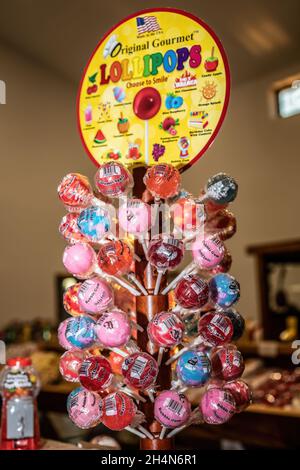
[94,129,106,144]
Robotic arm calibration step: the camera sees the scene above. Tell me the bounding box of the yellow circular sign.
[77,8,230,172]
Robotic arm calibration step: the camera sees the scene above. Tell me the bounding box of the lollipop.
[97,240,147,295]
[148,235,184,295]
[197,173,238,206]
[58,316,97,350]
[147,311,185,365]
[171,197,206,237]
[94,161,133,198]
[223,380,251,412]
[154,390,191,439]
[200,388,236,424]
[63,282,85,317]
[102,391,152,439]
[209,273,240,310]
[211,345,245,381]
[175,350,211,390]
[144,163,181,200]
[211,248,232,274]
[118,198,151,257]
[162,235,225,295]
[174,274,209,311]
[133,87,161,165]
[59,213,88,245]
[77,206,111,243]
[67,387,103,429]
[57,173,100,212]
[63,242,96,278]
[59,349,85,382]
[78,277,114,315]
[206,209,237,240]
[79,355,113,391]
[121,352,158,401]
[221,309,245,341]
[166,311,233,365]
[95,309,131,355]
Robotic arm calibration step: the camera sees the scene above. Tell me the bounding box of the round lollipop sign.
[77,8,230,171]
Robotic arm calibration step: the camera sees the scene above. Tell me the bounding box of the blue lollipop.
[209,273,240,309]
[65,316,96,349]
[176,350,211,387]
[77,206,110,243]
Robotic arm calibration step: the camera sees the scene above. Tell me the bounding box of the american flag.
[136,16,161,34]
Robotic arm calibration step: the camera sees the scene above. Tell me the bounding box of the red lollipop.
[198,312,233,347]
[79,356,113,391]
[121,352,158,401]
[211,345,245,381]
[133,87,161,166]
[223,380,251,412]
[133,87,161,120]
[174,274,209,310]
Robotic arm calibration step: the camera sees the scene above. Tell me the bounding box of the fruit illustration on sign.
[159,116,179,135]
[205,47,219,72]
[165,93,184,110]
[127,139,142,160]
[201,81,217,100]
[107,150,121,160]
[117,113,130,133]
[94,129,106,144]
[87,72,98,95]
[152,143,165,162]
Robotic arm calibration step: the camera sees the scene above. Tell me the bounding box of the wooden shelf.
[246,403,300,418]
[237,340,293,357]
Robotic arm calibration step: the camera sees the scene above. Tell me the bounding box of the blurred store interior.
[1,0,300,449]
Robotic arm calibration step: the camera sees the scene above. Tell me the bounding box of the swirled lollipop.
[154,390,191,439]
[97,240,147,295]
[94,161,133,199]
[77,206,111,243]
[59,349,86,382]
[67,387,103,429]
[58,316,97,350]
[102,391,152,439]
[209,273,240,310]
[63,282,86,317]
[57,173,103,212]
[144,163,181,200]
[174,350,211,391]
[121,352,158,402]
[59,213,88,245]
[147,311,185,365]
[162,235,225,295]
[211,345,245,381]
[148,235,184,295]
[118,198,151,257]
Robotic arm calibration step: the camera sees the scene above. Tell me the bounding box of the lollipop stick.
[125,426,146,438]
[154,270,164,295]
[138,425,154,440]
[166,424,187,439]
[139,238,149,260]
[165,346,189,365]
[128,273,148,295]
[134,253,142,262]
[157,347,165,367]
[130,319,144,333]
[145,120,149,165]
[161,263,194,295]
[119,385,146,403]
[109,347,128,358]
[159,426,167,440]
[147,390,155,402]
[109,274,141,296]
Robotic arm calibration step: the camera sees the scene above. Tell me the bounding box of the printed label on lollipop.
[130,356,148,379]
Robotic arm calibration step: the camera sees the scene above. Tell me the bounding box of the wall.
[0,40,299,327]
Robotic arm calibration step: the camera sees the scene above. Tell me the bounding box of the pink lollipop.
[58,318,73,350]
[59,349,85,382]
[162,235,225,295]
[95,309,131,353]
[133,87,161,165]
[67,387,103,429]
[154,390,191,439]
[118,198,151,257]
[78,277,114,315]
[63,242,96,278]
[200,388,236,424]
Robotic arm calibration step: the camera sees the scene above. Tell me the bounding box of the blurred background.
[0,0,300,450]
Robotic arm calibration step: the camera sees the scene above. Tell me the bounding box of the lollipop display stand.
[57,8,250,452]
